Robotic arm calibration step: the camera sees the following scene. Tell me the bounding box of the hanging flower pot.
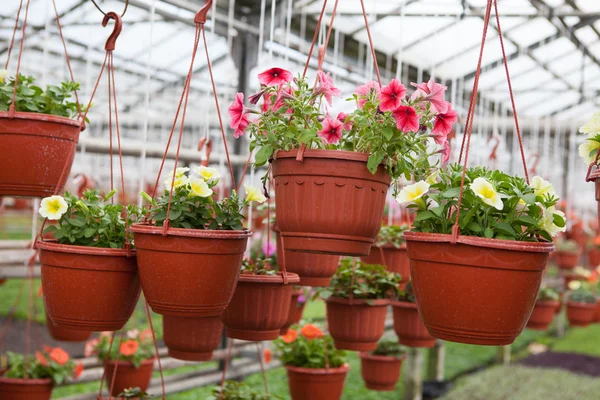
[286,365,349,400]
[104,359,155,397]
[45,310,92,342]
[359,338,405,391]
[391,300,435,348]
[588,246,600,267]
[281,289,306,335]
[222,271,300,341]
[0,377,54,400]
[554,240,581,270]
[361,225,410,283]
[566,287,598,327]
[594,300,600,323]
[163,315,223,361]
[526,287,560,331]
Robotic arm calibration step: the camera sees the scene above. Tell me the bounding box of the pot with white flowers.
[566,283,597,327]
[37,190,143,331]
[361,225,411,285]
[554,239,581,270]
[526,287,560,331]
[232,69,456,256]
[400,168,564,345]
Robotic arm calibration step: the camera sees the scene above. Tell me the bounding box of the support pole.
[426,340,445,381]
[404,348,423,400]
[495,345,511,365]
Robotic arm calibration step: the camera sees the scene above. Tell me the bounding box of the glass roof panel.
[505,18,557,48]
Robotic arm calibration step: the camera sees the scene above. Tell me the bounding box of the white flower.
[395,181,430,204]
[539,206,566,237]
[426,170,439,185]
[245,185,267,203]
[580,112,600,135]
[172,167,190,177]
[530,176,555,198]
[194,165,220,182]
[578,136,600,165]
[127,329,140,339]
[189,177,213,198]
[568,280,581,291]
[38,196,68,220]
[470,177,503,210]
[0,69,8,83]
[164,174,189,190]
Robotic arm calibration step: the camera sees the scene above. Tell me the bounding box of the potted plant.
[37,190,144,331]
[281,288,308,335]
[401,166,565,345]
[0,72,86,197]
[391,281,436,348]
[234,70,451,256]
[0,347,83,400]
[554,239,581,270]
[274,324,348,400]
[361,225,410,284]
[566,282,597,327]
[526,287,560,330]
[320,260,401,351]
[86,330,155,397]
[162,314,223,362]
[588,236,600,267]
[359,338,406,391]
[579,111,600,222]
[562,266,591,291]
[117,387,153,399]
[208,380,278,399]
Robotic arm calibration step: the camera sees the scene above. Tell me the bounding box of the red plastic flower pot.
[286,364,349,400]
[554,250,581,270]
[38,241,140,331]
[391,300,435,348]
[326,297,389,351]
[281,289,305,335]
[272,149,390,257]
[588,248,600,267]
[566,302,596,327]
[275,230,340,287]
[163,315,223,361]
[405,231,553,346]
[0,112,81,198]
[0,377,54,400]
[130,224,250,317]
[45,310,91,342]
[104,358,155,397]
[361,245,410,282]
[359,352,405,391]
[594,301,600,323]
[222,272,300,341]
[526,300,559,331]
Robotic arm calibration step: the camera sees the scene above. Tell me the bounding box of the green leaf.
[484,227,493,238]
[255,145,274,166]
[467,221,482,233]
[367,152,385,174]
[553,214,566,228]
[522,193,536,204]
[414,211,436,221]
[516,215,537,227]
[83,228,96,238]
[442,187,461,198]
[494,222,516,237]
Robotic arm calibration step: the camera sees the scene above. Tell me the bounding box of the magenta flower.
[234,116,250,139]
[378,79,406,112]
[263,241,276,257]
[337,112,353,131]
[355,81,381,109]
[315,71,342,106]
[258,67,293,86]
[439,141,451,165]
[392,106,420,132]
[229,93,247,130]
[248,87,269,105]
[432,103,458,137]
[318,117,343,144]
[410,79,448,114]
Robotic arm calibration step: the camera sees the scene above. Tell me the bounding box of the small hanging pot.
[222,272,300,341]
[526,300,559,331]
[163,315,223,361]
[104,358,155,397]
[45,309,91,342]
[554,250,581,270]
[359,352,405,391]
[594,300,600,324]
[281,289,305,335]
[0,377,54,400]
[326,297,388,351]
[566,301,596,327]
[361,244,410,284]
[391,300,435,348]
[272,149,390,257]
[286,364,349,400]
[588,248,600,267]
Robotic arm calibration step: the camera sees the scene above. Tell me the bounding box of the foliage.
[405,165,566,242]
[118,387,153,399]
[395,281,416,303]
[556,239,580,253]
[375,224,409,247]
[372,338,406,358]
[274,325,346,369]
[578,111,600,166]
[568,286,597,304]
[537,286,560,302]
[87,330,154,368]
[208,381,279,400]
[240,257,277,275]
[4,348,82,385]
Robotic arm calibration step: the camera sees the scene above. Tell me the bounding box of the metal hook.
[90,0,129,18]
[195,0,213,25]
[102,12,122,51]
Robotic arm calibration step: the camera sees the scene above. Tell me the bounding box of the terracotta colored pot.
[566,301,596,327]
[104,358,154,396]
[286,364,349,400]
[45,310,92,342]
[361,244,410,282]
[38,241,140,331]
[130,224,250,317]
[359,352,405,391]
[526,300,559,330]
[0,377,54,400]
[326,297,389,351]
[163,315,223,361]
[391,300,435,348]
[588,248,600,267]
[0,112,81,197]
[405,231,553,345]
[554,250,580,270]
[275,230,340,287]
[593,300,600,323]
[281,289,305,335]
[222,272,299,341]
[272,149,390,256]
[0,277,6,285]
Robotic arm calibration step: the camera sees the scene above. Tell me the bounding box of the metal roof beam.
[297,10,600,18]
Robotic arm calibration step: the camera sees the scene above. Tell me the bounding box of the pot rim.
[535,300,560,307]
[554,250,582,256]
[0,376,54,385]
[129,223,252,239]
[359,352,406,362]
[274,149,370,163]
[390,300,417,310]
[104,357,156,367]
[326,297,390,306]
[404,231,554,253]
[36,240,135,257]
[285,364,350,375]
[567,301,598,309]
[0,111,82,129]
[238,271,300,284]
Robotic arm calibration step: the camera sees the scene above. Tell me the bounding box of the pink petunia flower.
[410,79,448,114]
[248,87,269,105]
[355,81,381,109]
[392,106,420,132]
[234,116,250,139]
[229,92,248,130]
[318,117,343,144]
[263,241,276,257]
[379,79,406,112]
[337,112,353,131]
[258,67,293,86]
[439,141,451,165]
[432,102,458,137]
[315,71,342,106]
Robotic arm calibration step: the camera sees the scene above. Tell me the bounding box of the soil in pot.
[273,149,390,257]
[222,272,300,341]
[0,377,54,400]
[526,300,559,331]
[38,242,140,331]
[45,310,92,342]
[326,297,388,351]
[104,358,154,396]
[359,352,405,391]
[281,289,305,335]
[405,231,553,346]
[391,301,436,348]
[286,364,349,400]
[163,315,223,361]
[566,302,596,327]
[361,245,410,283]
[554,250,581,270]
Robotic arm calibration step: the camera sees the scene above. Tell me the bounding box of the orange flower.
[35,351,48,366]
[281,329,298,344]
[49,347,70,365]
[139,329,153,342]
[300,324,323,340]
[588,270,599,284]
[84,338,99,357]
[593,236,600,246]
[43,345,52,353]
[73,362,84,379]
[263,348,272,364]
[120,340,139,356]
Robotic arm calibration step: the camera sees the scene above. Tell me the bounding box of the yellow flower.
[530,176,555,198]
[580,112,600,135]
[426,170,439,184]
[578,136,600,165]
[194,165,220,182]
[0,69,8,83]
[539,205,566,237]
[39,196,68,220]
[470,177,503,210]
[164,174,189,190]
[395,181,430,204]
[568,280,581,291]
[189,177,213,198]
[245,185,267,203]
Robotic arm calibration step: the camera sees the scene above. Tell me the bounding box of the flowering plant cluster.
[229,67,456,183]
[371,338,406,358]
[117,387,153,399]
[274,324,346,369]
[567,282,597,304]
[209,381,279,400]
[536,286,560,302]
[375,224,409,248]
[40,190,145,249]
[3,347,83,384]
[555,239,580,253]
[588,236,600,250]
[240,257,277,275]
[578,111,600,165]
[85,330,154,368]
[395,281,416,303]
[398,165,566,242]
[141,166,266,231]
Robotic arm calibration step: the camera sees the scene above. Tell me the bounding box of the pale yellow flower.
[189,177,213,198]
[580,112,600,135]
[530,176,555,198]
[0,69,8,83]
[245,185,267,203]
[172,167,190,178]
[194,165,220,182]
[539,206,566,237]
[395,181,430,204]
[426,170,439,185]
[568,280,582,291]
[470,177,503,210]
[578,136,600,165]
[38,195,68,220]
[164,174,189,190]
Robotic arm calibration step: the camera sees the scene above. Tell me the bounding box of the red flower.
[439,141,451,165]
[393,106,420,132]
[318,117,343,144]
[139,329,153,342]
[49,347,70,365]
[337,112,353,131]
[315,71,341,106]
[258,67,293,86]
[120,340,139,357]
[35,351,48,367]
[73,362,84,379]
[355,81,381,109]
[228,92,248,130]
[281,329,298,343]
[263,348,272,364]
[432,103,458,137]
[379,79,406,112]
[410,79,448,114]
[84,338,99,357]
[234,117,250,139]
[300,324,323,340]
[249,87,269,105]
